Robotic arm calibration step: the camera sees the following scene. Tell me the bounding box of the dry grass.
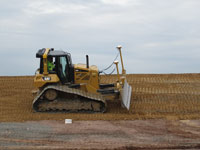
[0,74,200,122]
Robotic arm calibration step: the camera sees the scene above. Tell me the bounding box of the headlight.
[42,76,51,81]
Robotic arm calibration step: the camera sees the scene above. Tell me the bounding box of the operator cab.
[36,48,74,84]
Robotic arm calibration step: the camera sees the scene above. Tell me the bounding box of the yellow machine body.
[73,64,100,94]
[34,58,101,95]
[34,73,60,88]
[33,46,132,113]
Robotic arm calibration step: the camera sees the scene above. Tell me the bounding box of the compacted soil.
[0,74,200,122]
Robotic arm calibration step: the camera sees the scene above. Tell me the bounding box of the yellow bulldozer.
[33,46,132,113]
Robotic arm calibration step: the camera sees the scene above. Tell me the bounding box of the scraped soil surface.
[0,74,200,122]
[0,120,200,150]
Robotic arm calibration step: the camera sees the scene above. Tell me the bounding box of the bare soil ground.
[0,120,200,150]
[0,74,200,149]
[0,74,200,122]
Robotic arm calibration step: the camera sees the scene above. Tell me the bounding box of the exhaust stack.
[86,55,89,68]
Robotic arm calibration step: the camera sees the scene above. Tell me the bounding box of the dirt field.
[0,74,200,122]
[0,74,200,149]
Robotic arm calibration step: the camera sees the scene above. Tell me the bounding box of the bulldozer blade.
[121,79,132,110]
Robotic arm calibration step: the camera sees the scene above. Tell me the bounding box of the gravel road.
[0,120,200,150]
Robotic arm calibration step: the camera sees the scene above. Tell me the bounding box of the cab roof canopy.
[36,48,71,58]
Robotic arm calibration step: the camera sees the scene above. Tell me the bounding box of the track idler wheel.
[44,89,58,101]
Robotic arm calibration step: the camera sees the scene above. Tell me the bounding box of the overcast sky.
[0,0,200,76]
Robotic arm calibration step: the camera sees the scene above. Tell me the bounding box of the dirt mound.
[0,74,200,122]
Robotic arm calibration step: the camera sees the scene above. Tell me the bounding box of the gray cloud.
[0,0,200,75]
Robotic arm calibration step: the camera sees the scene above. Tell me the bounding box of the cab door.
[56,56,70,84]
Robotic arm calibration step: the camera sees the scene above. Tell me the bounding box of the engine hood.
[74,64,98,72]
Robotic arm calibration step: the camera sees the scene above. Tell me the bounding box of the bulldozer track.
[33,85,106,113]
